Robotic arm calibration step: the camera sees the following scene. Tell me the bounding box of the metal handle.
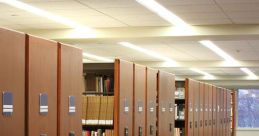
[200,120,203,127]
[139,127,142,136]
[69,131,75,136]
[205,120,208,126]
[150,125,154,135]
[190,122,192,128]
[169,123,173,132]
[195,121,198,128]
[124,128,129,136]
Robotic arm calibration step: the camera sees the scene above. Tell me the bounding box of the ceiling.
[1,0,259,88]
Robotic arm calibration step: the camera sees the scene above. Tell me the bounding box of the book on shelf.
[86,96,101,125]
[99,96,108,125]
[175,104,185,120]
[174,128,185,136]
[106,96,114,125]
[175,87,185,99]
[82,96,114,126]
[85,73,114,95]
[82,96,88,124]
[82,129,114,136]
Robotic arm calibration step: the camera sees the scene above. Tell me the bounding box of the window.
[238,89,259,128]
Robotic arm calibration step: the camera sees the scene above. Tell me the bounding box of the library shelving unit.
[0,27,83,136]
[157,71,175,136]
[175,81,186,136]
[231,91,237,136]
[82,59,137,136]
[174,78,234,136]
[82,60,176,136]
[82,62,117,136]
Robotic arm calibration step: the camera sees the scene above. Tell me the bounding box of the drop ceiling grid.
[133,43,198,61]
[78,43,163,61]
[248,40,259,56]
[215,0,259,24]
[157,0,216,6]
[164,41,224,61]
[159,67,202,76]
[214,41,259,60]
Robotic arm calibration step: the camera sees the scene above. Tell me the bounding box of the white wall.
[236,129,259,136]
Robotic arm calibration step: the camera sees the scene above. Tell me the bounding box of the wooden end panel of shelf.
[231,91,237,136]
[193,80,200,136]
[114,59,134,136]
[220,88,224,136]
[217,87,222,136]
[185,78,194,136]
[208,84,213,136]
[133,64,146,136]
[212,85,217,136]
[27,35,57,136]
[203,84,209,136]
[146,68,157,136]
[227,90,232,136]
[58,44,83,136]
[157,71,175,136]
[169,72,175,136]
[0,28,25,136]
[199,82,204,136]
[223,89,227,136]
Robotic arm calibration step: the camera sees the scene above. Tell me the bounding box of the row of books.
[82,129,114,136]
[84,73,113,94]
[174,128,185,136]
[82,96,114,125]
[175,87,185,99]
[175,104,185,120]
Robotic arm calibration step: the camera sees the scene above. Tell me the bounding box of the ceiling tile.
[178,12,228,20]
[215,41,259,60]
[215,0,259,4]
[164,41,223,60]
[167,4,222,13]
[77,0,140,8]
[219,68,245,76]
[219,3,259,12]
[231,18,259,24]
[157,0,215,6]
[24,1,88,10]
[226,11,259,18]
[186,18,232,25]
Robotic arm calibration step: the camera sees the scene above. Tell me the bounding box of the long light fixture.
[190,68,215,80]
[240,68,258,79]
[83,52,113,62]
[199,40,238,65]
[119,42,177,66]
[0,0,94,35]
[135,0,189,27]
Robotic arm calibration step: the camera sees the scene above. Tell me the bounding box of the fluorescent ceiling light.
[240,68,258,79]
[190,68,215,80]
[1,0,93,34]
[83,52,113,62]
[119,42,177,66]
[199,40,239,65]
[136,0,189,27]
